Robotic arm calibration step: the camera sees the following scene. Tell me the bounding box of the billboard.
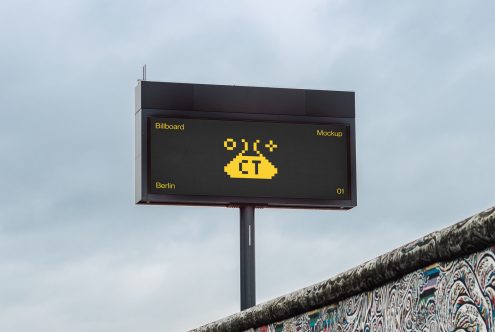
[136,81,356,209]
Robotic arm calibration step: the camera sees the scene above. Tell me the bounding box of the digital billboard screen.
[148,116,351,201]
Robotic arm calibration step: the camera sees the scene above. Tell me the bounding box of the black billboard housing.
[135,81,356,209]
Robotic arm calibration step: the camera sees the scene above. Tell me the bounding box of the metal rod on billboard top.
[240,205,255,310]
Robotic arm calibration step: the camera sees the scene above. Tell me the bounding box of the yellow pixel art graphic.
[224,138,278,179]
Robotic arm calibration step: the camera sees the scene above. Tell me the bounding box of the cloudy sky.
[1,1,494,331]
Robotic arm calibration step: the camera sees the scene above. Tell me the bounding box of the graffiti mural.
[255,246,495,332]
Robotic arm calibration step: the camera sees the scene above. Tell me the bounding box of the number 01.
[336,188,345,195]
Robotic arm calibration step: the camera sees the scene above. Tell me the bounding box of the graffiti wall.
[255,245,495,332]
[191,207,495,332]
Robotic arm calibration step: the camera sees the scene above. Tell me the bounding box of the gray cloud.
[1,0,494,331]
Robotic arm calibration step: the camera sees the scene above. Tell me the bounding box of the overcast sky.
[1,1,494,331]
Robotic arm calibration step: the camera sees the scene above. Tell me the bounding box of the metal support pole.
[240,205,255,310]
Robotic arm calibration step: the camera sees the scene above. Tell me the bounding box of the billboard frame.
[135,81,356,209]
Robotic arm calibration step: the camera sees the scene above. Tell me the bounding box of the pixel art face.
[223,138,278,179]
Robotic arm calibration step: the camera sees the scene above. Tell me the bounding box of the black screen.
[149,117,350,200]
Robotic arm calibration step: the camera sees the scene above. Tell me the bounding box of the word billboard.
[136,81,356,209]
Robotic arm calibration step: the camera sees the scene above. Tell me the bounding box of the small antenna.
[142,64,147,81]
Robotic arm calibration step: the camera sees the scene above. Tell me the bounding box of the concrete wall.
[255,245,495,331]
[191,206,495,332]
